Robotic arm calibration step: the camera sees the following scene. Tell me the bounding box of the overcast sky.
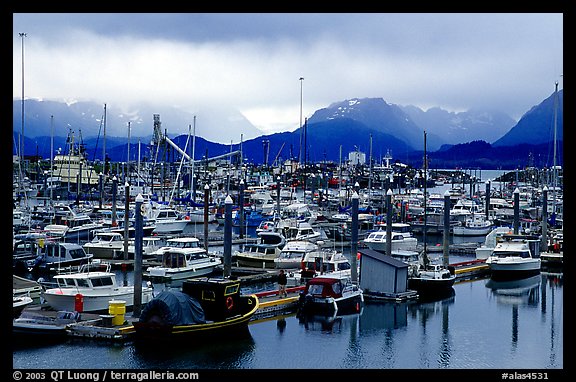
[13,13,563,140]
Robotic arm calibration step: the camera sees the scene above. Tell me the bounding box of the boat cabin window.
[76,278,90,288]
[46,244,61,258]
[163,253,185,268]
[187,253,207,261]
[494,251,530,258]
[308,284,324,295]
[332,282,342,295]
[90,276,114,287]
[337,262,351,271]
[14,241,36,254]
[69,248,88,259]
[60,278,75,287]
[202,290,216,301]
[224,284,239,296]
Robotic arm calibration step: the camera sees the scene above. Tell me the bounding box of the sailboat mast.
[50,115,54,202]
[103,103,107,173]
[552,81,558,215]
[423,130,427,256]
[191,116,196,199]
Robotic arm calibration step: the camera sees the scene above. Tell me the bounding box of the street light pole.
[19,32,26,163]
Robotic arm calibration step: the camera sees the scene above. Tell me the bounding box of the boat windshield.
[494,251,531,258]
[69,248,88,259]
[90,277,114,287]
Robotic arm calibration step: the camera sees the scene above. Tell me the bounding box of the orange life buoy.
[226,296,234,310]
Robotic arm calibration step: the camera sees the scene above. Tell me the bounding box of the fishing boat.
[26,241,94,273]
[234,230,285,269]
[51,132,99,187]
[41,262,154,313]
[408,259,456,296]
[133,277,259,341]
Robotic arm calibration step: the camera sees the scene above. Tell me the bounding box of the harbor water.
[12,255,564,372]
[12,169,565,374]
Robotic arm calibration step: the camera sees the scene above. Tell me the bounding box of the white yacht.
[42,262,153,313]
[363,223,418,252]
[83,231,126,259]
[144,247,222,282]
[273,240,318,269]
[485,234,541,279]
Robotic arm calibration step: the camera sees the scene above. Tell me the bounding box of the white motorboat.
[144,247,222,282]
[452,214,494,236]
[149,236,204,261]
[83,231,126,259]
[147,208,189,234]
[273,240,318,270]
[41,262,154,313]
[280,221,323,243]
[363,224,418,252]
[485,234,541,280]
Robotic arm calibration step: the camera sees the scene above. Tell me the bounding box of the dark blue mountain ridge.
[404,140,563,170]
[493,89,563,147]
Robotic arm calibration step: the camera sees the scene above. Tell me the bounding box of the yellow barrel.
[108,300,126,326]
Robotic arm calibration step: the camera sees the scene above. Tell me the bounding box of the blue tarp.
[139,290,206,326]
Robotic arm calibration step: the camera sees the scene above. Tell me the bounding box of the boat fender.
[226,296,234,310]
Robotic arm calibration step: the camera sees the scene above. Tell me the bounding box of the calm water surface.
[13,268,563,370]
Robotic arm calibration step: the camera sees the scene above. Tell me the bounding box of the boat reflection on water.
[485,274,541,306]
[132,329,255,366]
[297,309,362,333]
